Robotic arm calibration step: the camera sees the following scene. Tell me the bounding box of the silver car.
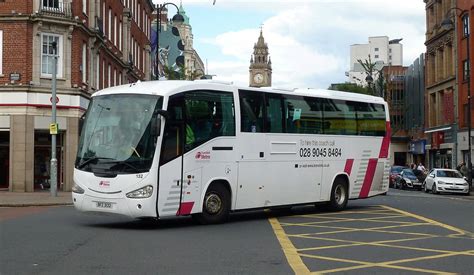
[423,169,470,195]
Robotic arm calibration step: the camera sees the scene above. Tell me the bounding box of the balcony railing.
[39,2,72,18]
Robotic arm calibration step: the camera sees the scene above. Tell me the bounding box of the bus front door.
[158,122,185,217]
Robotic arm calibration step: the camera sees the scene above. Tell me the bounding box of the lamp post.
[155,3,184,80]
[365,74,374,95]
[50,41,58,197]
[441,8,472,188]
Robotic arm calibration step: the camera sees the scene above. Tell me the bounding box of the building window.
[42,0,61,9]
[41,33,63,77]
[462,15,470,37]
[119,21,122,51]
[82,43,87,83]
[102,2,105,33]
[138,3,141,28]
[96,54,100,89]
[82,0,86,14]
[108,64,111,87]
[375,55,379,58]
[114,15,117,46]
[102,59,105,88]
[463,59,470,81]
[119,72,122,85]
[374,47,379,52]
[108,8,111,38]
[0,30,3,75]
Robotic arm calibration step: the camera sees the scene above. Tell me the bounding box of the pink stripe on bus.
[177,202,195,216]
[359,159,378,198]
[379,121,391,158]
[344,159,354,176]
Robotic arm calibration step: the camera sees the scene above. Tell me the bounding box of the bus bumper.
[72,193,157,218]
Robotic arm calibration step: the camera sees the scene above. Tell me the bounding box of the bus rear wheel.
[193,184,230,225]
[329,178,348,211]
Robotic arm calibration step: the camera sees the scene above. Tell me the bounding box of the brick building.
[455,0,473,170]
[382,65,409,166]
[0,0,154,192]
[424,0,457,169]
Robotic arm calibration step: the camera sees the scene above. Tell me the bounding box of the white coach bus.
[72,81,390,224]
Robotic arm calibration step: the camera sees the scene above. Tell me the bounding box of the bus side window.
[184,90,235,152]
[239,90,265,133]
[282,95,322,134]
[266,94,284,133]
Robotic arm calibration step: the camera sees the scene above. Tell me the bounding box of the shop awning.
[424,127,451,134]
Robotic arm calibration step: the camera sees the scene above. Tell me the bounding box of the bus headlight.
[126,185,153,199]
[72,183,85,194]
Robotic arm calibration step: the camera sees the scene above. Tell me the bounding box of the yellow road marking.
[269,217,310,275]
[297,235,432,252]
[294,209,394,218]
[281,215,422,227]
[281,221,432,236]
[294,234,474,255]
[380,205,471,235]
[271,205,474,274]
[299,253,456,274]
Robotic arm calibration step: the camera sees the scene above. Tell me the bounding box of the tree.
[328,83,371,95]
[357,55,379,96]
[163,63,186,80]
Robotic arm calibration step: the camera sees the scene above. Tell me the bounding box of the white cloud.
[165,0,427,88]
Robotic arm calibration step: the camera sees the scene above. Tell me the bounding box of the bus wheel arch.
[328,174,349,211]
[194,179,231,224]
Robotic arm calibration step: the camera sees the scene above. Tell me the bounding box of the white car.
[423,168,470,195]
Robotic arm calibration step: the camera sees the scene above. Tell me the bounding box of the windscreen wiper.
[115,161,141,173]
[77,157,113,169]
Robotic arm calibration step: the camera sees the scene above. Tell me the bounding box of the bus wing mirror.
[151,116,161,137]
[156,110,169,120]
[79,113,86,136]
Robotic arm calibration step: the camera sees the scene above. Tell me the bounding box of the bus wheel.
[329,179,348,211]
[194,184,230,225]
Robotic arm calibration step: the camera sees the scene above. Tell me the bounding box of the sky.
[153,0,426,89]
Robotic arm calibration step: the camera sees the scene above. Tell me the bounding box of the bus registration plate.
[96,201,113,209]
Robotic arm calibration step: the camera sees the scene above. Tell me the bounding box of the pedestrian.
[417,162,426,173]
[459,162,468,177]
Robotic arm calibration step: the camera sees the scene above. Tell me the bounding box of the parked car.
[423,168,470,195]
[394,168,422,190]
[390,166,407,187]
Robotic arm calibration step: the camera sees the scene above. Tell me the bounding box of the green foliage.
[329,83,371,95]
[163,63,186,80]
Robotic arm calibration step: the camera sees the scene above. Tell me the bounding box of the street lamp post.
[365,74,374,95]
[50,41,58,197]
[155,3,184,80]
[441,8,472,188]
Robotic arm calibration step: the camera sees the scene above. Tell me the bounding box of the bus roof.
[93,80,386,104]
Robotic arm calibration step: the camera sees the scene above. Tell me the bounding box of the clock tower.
[249,30,272,87]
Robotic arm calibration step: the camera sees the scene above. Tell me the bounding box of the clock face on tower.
[253,73,264,84]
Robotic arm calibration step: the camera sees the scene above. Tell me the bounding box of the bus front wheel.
[194,184,230,224]
[329,178,348,211]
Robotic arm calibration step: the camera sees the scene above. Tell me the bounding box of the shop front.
[408,139,426,166]
[0,131,9,189]
[425,127,455,170]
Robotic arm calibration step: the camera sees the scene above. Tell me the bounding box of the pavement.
[0,191,73,207]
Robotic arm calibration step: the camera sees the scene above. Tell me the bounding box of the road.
[1,189,473,274]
